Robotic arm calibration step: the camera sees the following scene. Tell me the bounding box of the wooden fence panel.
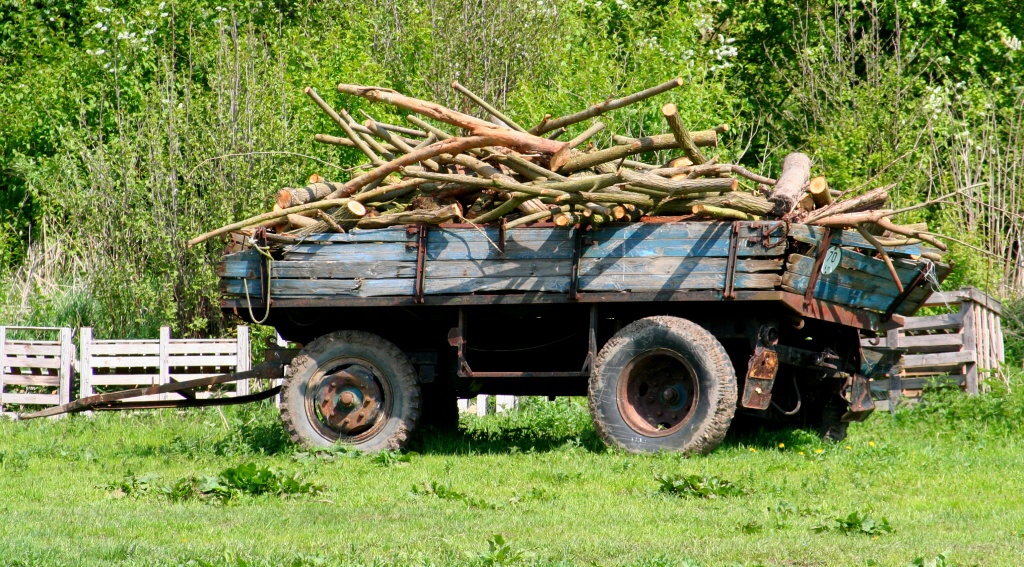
[863,287,1004,404]
[0,326,74,413]
[80,326,252,400]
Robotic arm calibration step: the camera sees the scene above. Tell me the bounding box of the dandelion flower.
[868,441,876,447]
[778,443,785,448]
[814,449,824,454]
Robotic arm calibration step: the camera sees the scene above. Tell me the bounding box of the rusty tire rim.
[305,356,392,443]
[616,348,699,437]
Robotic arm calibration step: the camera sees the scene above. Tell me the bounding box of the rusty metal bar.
[18,362,286,420]
[723,221,740,299]
[83,386,282,411]
[882,265,928,322]
[569,228,583,301]
[414,224,428,304]
[803,227,834,309]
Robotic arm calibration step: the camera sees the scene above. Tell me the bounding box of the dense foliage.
[1,0,1022,349]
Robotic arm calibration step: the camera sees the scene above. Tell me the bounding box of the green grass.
[2,376,1024,567]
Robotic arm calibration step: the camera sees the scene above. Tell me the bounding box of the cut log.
[557,131,719,173]
[356,203,462,229]
[803,184,891,223]
[276,182,346,209]
[305,87,384,166]
[452,81,526,132]
[316,210,345,233]
[767,152,811,216]
[661,103,707,165]
[692,204,758,221]
[654,192,774,216]
[809,176,832,207]
[566,121,606,150]
[336,84,568,160]
[530,78,684,134]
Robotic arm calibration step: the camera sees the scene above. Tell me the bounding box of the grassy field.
[2,375,1024,567]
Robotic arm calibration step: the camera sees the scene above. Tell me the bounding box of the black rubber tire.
[280,331,420,452]
[588,316,737,454]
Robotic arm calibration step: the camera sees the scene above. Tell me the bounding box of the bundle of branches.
[188,78,949,276]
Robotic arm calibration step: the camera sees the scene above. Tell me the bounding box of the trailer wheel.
[589,316,737,454]
[280,331,420,452]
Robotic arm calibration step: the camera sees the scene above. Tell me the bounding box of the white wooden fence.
[80,326,250,401]
[0,326,74,413]
[864,287,1005,404]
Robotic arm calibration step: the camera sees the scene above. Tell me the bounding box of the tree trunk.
[661,103,707,165]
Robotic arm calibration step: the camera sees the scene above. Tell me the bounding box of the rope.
[243,239,274,324]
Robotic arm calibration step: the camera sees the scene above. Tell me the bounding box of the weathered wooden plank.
[426,259,572,279]
[166,342,239,355]
[900,312,964,332]
[88,375,161,386]
[222,278,416,298]
[221,260,417,280]
[861,333,964,352]
[2,374,60,386]
[904,350,976,369]
[89,356,161,369]
[0,356,63,369]
[580,257,783,276]
[872,375,965,390]
[787,255,905,299]
[428,239,575,261]
[581,272,781,292]
[788,224,923,257]
[591,222,783,242]
[283,242,419,262]
[424,277,570,294]
[88,342,161,355]
[782,272,928,314]
[583,238,781,258]
[787,250,921,287]
[167,355,239,367]
[289,227,416,243]
[1,392,59,405]
[431,227,576,243]
[0,343,62,356]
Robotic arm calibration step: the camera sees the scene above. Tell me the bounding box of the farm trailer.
[23,220,947,455]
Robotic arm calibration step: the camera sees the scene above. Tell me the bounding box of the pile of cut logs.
[189,78,948,277]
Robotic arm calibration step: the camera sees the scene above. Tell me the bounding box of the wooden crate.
[80,326,251,401]
[0,326,74,412]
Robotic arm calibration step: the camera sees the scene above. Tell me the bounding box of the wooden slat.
[0,343,62,356]
[862,333,964,352]
[222,278,415,298]
[88,375,161,386]
[903,350,976,369]
[431,227,576,243]
[166,342,238,355]
[428,239,575,261]
[591,222,783,241]
[1,392,59,405]
[781,274,927,314]
[427,259,571,279]
[787,249,921,288]
[580,257,783,276]
[581,272,781,292]
[2,374,60,386]
[283,227,416,243]
[787,254,907,299]
[89,342,160,355]
[583,238,781,259]
[1,356,62,369]
[872,375,965,390]
[788,224,923,257]
[285,242,419,261]
[222,260,417,280]
[900,312,964,331]
[424,277,569,294]
[167,355,239,366]
[89,355,161,368]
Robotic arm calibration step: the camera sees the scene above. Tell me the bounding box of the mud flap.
[841,373,875,422]
[741,325,779,410]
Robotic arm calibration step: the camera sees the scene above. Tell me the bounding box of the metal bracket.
[723,221,741,299]
[498,217,507,253]
[414,224,428,304]
[569,227,584,301]
[741,324,779,410]
[841,373,876,422]
[803,227,834,310]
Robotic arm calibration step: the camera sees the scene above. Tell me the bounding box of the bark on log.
[356,203,462,229]
[661,103,707,165]
[802,185,891,223]
[316,210,345,233]
[324,136,508,200]
[766,152,811,216]
[305,87,385,166]
[692,204,758,221]
[336,84,568,159]
[654,192,774,216]
[530,78,684,135]
[452,81,526,133]
[506,206,569,228]
[365,120,440,171]
[276,182,346,209]
[567,121,606,149]
[557,131,719,173]
[619,168,737,194]
[188,198,362,246]
[286,214,319,229]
